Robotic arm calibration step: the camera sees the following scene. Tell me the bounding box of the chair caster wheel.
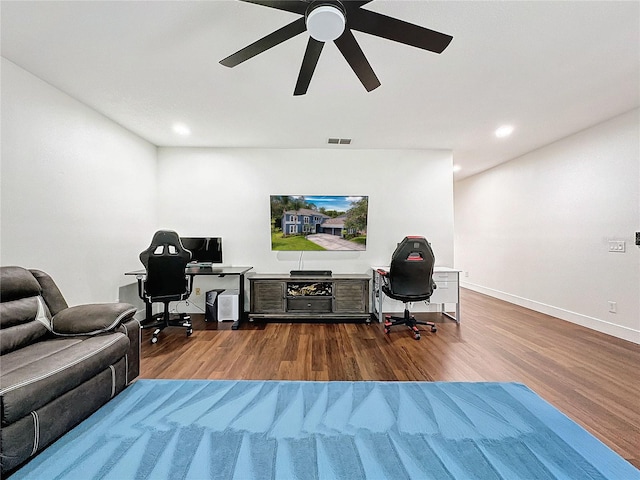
[150,336,158,344]
[186,328,193,337]
[414,333,421,340]
[431,326,437,333]
[384,327,390,334]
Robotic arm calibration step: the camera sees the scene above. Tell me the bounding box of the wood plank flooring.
[139,288,640,468]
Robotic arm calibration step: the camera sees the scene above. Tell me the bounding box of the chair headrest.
[140,230,191,267]
[386,236,435,298]
[150,230,181,246]
[392,236,433,261]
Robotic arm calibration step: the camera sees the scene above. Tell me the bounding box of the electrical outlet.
[195,288,201,296]
[608,301,617,313]
[608,240,625,253]
[464,271,469,278]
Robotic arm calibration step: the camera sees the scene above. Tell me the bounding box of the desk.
[125,266,253,330]
[371,266,461,324]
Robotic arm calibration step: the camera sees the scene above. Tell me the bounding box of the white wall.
[454,109,640,343]
[0,59,454,313]
[1,58,158,306]
[157,148,455,311]
[5,55,635,341]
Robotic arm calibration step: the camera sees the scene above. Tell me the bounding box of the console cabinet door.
[251,280,285,313]
[333,280,368,313]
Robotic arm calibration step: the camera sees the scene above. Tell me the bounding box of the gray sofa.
[0,266,140,474]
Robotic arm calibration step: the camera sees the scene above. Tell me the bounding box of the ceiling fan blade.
[294,38,324,96]
[349,8,453,54]
[344,0,374,7]
[334,29,380,92]
[237,0,308,15]
[220,18,306,67]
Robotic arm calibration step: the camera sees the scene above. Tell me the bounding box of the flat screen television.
[270,195,368,251]
[180,237,223,264]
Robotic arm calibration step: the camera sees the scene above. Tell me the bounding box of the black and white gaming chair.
[138,230,193,344]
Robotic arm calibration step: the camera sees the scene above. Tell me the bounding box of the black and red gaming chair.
[138,230,193,344]
[377,236,437,340]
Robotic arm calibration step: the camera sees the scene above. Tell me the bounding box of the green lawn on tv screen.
[271,233,326,251]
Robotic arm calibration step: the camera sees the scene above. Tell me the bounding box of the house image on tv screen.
[281,211,358,237]
[270,195,368,251]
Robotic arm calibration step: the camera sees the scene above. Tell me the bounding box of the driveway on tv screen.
[306,234,365,251]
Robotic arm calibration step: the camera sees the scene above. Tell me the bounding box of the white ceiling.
[2,0,638,179]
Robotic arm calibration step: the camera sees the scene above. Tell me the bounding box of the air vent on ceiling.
[328,138,352,145]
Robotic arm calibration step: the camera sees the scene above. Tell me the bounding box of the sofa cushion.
[0,333,130,425]
[0,267,53,355]
[0,267,42,303]
[29,269,68,316]
[0,317,50,356]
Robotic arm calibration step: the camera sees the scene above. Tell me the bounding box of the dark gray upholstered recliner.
[0,266,141,474]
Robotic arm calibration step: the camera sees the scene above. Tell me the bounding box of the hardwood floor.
[140,288,640,469]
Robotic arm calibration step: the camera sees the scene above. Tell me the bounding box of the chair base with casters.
[383,303,437,340]
[141,304,193,344]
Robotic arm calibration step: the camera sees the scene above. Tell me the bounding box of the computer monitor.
[180,237,223,264]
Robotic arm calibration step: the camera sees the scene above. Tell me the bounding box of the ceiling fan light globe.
[306,6,346,42]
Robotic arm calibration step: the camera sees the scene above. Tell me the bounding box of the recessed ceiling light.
[453,164,462,173]
[173,123,191,136]
[495,125,514,138]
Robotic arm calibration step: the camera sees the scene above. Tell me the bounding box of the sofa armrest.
[51,303,137,336]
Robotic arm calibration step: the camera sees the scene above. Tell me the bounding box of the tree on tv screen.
[344,197,368,235]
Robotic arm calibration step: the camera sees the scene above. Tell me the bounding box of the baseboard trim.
[461,282,640,344]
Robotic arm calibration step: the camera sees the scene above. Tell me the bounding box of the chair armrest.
[186,275,194,297]
[376,269,390,288]
[136,275,146,301]
[137,274,192,301]
[51,303,137,336]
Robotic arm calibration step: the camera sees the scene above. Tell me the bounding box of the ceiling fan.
[220,0,453,95]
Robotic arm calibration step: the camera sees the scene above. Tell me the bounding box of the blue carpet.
[12,380,638,480]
